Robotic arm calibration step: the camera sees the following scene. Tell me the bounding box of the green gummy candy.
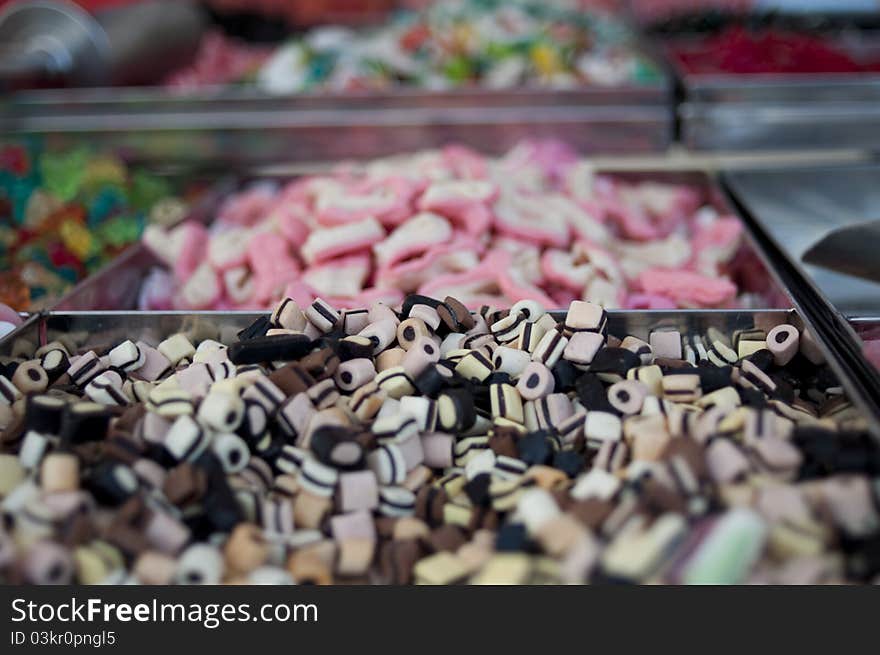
[633,60,661,83]
[130,171,170,211]
[40,148,89,202]
[97,215,140,247]
[443,55,473,82]
[84,254,105,273]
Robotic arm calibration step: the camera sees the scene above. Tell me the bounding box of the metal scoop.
[801,219,880,284]
[0,0,205,88]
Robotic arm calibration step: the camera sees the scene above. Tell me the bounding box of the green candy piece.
[633,60,661,84]
[485,42,519,60]
[96,214,140,248]
[443,55,473,82]
[129,171,170,211]
[84,254,105,273]
[682,509,766,585]
[40,148,89,202]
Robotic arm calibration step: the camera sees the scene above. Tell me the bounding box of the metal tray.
[723,165,880,318]
[656,32,880,152]
[51,169,794,313]
[1,308,877,438]
[0,81,673,167]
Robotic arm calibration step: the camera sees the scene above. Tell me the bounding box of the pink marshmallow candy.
[139,140,766,312]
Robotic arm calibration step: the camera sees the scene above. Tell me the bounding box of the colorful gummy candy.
[0,142,186,311]
[165,0,661,93]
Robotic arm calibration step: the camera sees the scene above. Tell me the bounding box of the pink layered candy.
[302,254,371,299]
[248,233,302,305]
[146,221,208,284]
[315,176,419,227]
[216,184,277,227]
[140,140,774,311]
[638,269,738,308]
[374,235,483,293]
[301,217,386,264]
[372,212,453,268]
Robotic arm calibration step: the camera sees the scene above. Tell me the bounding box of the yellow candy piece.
[60,219,94,260]
[452,23,476,53]
[531,44,562,76]
[83,157,127,189]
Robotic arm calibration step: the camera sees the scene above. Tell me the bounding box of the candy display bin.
[1,302,879,585]
[0,138,211,313]
[643,13,880,152]
[5,0,880,592]
[677,72,880,152]
[0,0,674,168]
[722,165,880,320]
[49,165,793,314]
[0,86,673,169]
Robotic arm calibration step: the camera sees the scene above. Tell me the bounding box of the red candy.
[671,26,873,75]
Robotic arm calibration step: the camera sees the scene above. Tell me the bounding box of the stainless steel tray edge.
[1,82,672,114]
[655,33,880,151]
[0,68,675,165]
[722,166,880,317]
[1,104,674,165]
[721,173,880,436]
[681,101,880,151]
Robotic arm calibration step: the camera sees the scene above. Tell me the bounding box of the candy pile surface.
[1,295,878,585]
[252,0,660,94]
[164,31,273,91]
[0,143,187,311]
[669,25,880,75]
[141,140,765,312]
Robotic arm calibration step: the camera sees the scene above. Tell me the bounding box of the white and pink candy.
[141,140,760,312]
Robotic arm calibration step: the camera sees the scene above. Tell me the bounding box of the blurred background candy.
[0,139,189,310]
[249,0,661,94]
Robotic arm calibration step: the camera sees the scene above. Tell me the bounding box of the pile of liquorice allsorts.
[1,296,880,585]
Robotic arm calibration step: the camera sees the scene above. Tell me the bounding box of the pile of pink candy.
[141,140,758,311]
